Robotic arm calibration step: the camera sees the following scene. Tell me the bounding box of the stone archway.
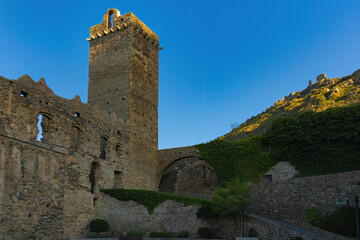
[158,156,221,199]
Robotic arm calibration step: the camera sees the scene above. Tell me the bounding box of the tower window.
[100,136,108,159]
[107,10,114,29]
[116,144,121,158]
[90,162,99,194]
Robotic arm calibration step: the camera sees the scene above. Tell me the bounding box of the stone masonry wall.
[157,146,200,184]
[159,158,221,199]
[251,170,360,224]
[96,193,209,237]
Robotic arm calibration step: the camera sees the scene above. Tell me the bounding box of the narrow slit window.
[71,126,81,151]
[90,162,98,194]
[116,144,121,158]
[100,136,108,159]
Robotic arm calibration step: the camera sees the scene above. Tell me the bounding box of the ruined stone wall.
[0,137,67,239]
[88,10,160,190]
[96,193,208,237]
[0,74,136,239]
[251,170,360,224]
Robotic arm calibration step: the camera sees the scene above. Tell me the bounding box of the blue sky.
[0,0,359,149]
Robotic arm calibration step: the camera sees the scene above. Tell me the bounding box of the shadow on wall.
[158,157,221,199]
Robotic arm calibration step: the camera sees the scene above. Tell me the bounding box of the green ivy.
[265,104,360,176]
[196,135,276,184]
[196,104,360,184]
[101,188,208,214]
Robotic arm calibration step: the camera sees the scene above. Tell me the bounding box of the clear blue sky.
[0,0,359,149]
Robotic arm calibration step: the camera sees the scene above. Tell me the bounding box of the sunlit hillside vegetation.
[221,69,360,141]
[197,103,360,184]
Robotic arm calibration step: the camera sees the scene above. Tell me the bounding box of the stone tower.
[87,9,160,189]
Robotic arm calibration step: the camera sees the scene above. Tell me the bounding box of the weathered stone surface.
[96,193,209,237]
[159,158,221,199]
[263,161,298,182]
[251,170,360,224]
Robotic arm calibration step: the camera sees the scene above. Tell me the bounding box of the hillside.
[221,69,360,141]
[197,103,360,184]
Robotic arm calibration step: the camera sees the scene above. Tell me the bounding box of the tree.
[211,178,251,236]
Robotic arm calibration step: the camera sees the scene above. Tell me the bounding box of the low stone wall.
[96,193,209,237]
[250,170,360,223]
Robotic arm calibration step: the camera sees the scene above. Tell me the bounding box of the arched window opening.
[107,10,114,29]
[70,126,81,151]
[37,114,51,143]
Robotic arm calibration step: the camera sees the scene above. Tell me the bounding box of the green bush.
[126,230,146,237]
[149,231,174,238]
[320,207,359,238]
[196,202,218,219]
[89,219,109,233]
[176,230,189,238]
[101,188,208,214]
[198,227,212,238]
[306,207,321,225]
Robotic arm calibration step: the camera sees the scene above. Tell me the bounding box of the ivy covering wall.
[101,189,208,213]
[196,104,360,184]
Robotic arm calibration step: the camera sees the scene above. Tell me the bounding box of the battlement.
[88,9,160,49]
